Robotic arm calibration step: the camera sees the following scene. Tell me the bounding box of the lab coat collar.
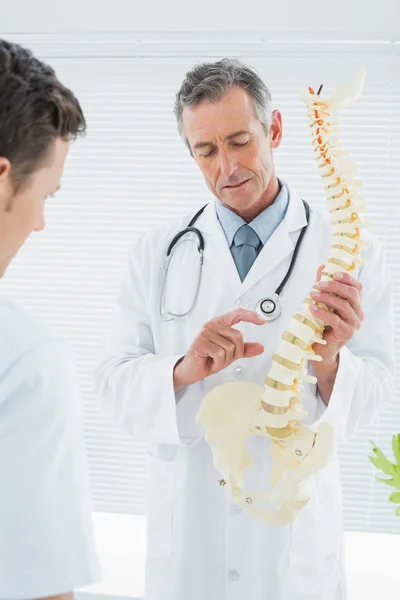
[196,186,309,295]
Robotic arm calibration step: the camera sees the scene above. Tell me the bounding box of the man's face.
[0,137,69,278]
[182,86,282,218]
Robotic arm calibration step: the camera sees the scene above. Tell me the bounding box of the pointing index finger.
[220,308,266,327]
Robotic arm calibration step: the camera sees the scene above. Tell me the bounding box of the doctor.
[0,40,100,599]
[95,58,395,600]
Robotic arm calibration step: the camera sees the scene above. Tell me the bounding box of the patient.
[0,39,100,599]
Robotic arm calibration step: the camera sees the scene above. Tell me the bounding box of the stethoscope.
[159,200,310,322]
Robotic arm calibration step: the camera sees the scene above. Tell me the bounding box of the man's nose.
[219,150,238,177]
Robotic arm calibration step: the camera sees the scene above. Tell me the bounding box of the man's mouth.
[224,178,250,190]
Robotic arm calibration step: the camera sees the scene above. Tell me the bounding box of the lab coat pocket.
[289,460,343,566]
[145,450,176,559]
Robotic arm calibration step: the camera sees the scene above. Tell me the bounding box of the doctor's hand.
[173,308,266,393]
[309,264,364,375]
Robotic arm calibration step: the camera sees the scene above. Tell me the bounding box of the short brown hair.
[0,39,86,188]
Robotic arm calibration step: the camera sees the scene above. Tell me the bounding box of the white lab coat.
[95,187,395,600]
[0,296,100,598]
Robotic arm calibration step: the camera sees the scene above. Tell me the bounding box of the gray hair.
[174,58,273,152]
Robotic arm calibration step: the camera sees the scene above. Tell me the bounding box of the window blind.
[1,33,399,533]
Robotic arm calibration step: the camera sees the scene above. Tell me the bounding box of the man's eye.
[201,141,248,157]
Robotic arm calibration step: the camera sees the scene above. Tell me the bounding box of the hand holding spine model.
[197,67,368,525]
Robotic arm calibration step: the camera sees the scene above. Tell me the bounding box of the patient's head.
[0,39,86,278]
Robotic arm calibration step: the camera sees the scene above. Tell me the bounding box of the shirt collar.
[215,178,290,247]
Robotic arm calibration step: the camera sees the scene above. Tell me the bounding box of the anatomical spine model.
[197,67,368,526]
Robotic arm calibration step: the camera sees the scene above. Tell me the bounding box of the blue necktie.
[232,224,261,282]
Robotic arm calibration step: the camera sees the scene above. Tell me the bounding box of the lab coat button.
[235,296,245,306]
[228,570,240,581]
[234,366,245,379]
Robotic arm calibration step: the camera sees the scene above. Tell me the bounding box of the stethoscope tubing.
[160,200,310,321]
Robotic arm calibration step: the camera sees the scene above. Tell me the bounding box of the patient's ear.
[0,157,11,179]
[0,157,13,211]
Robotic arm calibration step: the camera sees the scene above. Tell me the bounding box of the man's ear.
[270,110,283,149]
[0,157,13,210]
[0,157,11,179]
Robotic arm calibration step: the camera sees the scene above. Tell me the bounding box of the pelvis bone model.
[197,67,368,526]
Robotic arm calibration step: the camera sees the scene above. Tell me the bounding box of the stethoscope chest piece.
[256,293,282,322]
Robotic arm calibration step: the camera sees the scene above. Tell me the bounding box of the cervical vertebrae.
[197,67,368,526]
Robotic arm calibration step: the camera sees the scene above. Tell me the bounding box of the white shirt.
[0,295,100,599]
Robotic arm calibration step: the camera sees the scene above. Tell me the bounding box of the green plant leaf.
[392,434,400,468]
[396,506,400,517]
[376,477,399,489]
[389,492,400,503]
[369,445,397,477]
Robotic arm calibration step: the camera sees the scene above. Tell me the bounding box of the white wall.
[1,0,399,37]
